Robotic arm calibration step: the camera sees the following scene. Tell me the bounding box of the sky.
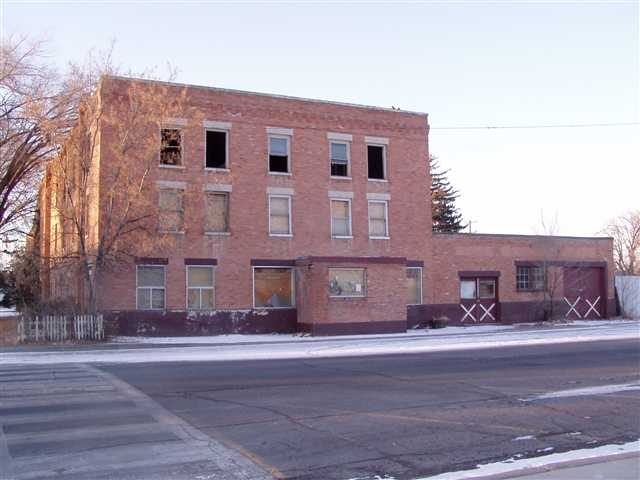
[4,0,639,236]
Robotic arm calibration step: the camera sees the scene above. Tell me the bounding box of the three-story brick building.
[37,76,616,335]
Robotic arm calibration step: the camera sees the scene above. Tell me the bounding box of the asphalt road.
[98,339,640,480]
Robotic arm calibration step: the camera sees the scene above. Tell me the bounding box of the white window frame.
[330,198,352,239]
[366,143,388,181]
[328,267,367,298]
[185,265,215,310]
[268,194,293,237]
[407,267,423,305]
[268,134,292,175]
[252,266,296,309]
[159,127,185,169]
[329,140,351,179]
[368,200,389,239]
[204,128,230,171]
[136,265,166,310]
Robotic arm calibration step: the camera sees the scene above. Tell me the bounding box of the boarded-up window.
[329,268,365,297]
[206,130,227,169]
[137,266,165,309]
[160,128,182,166]
[205,193,229,233]
[407,267,422,304]
[367,145,385,180]
[254,267,294,308]
[368,201,388,237]
[330,141,349,177]
[187,266,214,309]
[269,136,290,173]
[269,195,291,235]
[331,199,351,237]
[158,189,184,232]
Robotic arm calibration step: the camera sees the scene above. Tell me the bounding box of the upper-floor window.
[331,199,352,238]
[330,141,350,177]
[268,135,290,174]
[367,144,386,180]
[158,188,184,233]
[160,128,182,166]
[205,130,228,169]
[517,266,545,291]
[269,195,292,236]
[205,192,229,234]
[368,200,389,238]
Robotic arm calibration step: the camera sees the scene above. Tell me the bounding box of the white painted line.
[417,440,640,480]
[524,383,640,401]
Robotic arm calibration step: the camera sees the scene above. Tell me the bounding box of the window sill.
[331,235,353,239]
[158,230,186,235]
[268,171,292,176]
[205,167,230,172]
[368,178,388,183]
[205,231,230,236]
[369,236,390,240]
[330,176,352,181]
[159,164,185,170]
[269,233,293,238]
[253,306,296,310]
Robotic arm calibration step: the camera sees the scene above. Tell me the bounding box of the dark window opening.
[331,163,348,177]
[368,145,385,179]
[269,136,289,173]
[160,128,182,166]
[206,130,227,169]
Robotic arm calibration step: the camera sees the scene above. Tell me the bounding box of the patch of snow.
[568,432,582,436]
[536,447,555,453]
[513,435,536,441]
[524,382,640,401]
[417,440,640,479]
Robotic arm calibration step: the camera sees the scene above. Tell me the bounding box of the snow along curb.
[0,328,638,365]
[418,440,639,480]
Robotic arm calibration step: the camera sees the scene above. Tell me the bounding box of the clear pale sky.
[5,0,639,236]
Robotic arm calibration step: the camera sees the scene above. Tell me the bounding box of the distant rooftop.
[106,75,429,118]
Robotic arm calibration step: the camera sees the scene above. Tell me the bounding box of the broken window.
[268,135,290,173]
[330,141,349,177]
[158,189,184,232]
[187,266,215,310]
[407,267,423,305]
[367,145,386,180]
[253,267,294,308]
[517,266,545,291]
[205,192,229,233]
[269,195,292,235]
[160,128,182,166]
[136,266,165,309]
[331,199,351,237]
[368,200,389,238]
[205,130,227,169]
[329,268,365,297]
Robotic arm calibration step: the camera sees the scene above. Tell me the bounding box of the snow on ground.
[524,382,640,401]
[1,319,638,365]
[418,440,640,479]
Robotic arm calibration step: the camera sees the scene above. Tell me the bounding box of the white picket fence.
[17,314,104,342]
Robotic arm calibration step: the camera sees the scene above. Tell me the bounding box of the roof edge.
[433,232,613,241]
[104,75,429,118]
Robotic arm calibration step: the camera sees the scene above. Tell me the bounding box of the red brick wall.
[97,77,431,311]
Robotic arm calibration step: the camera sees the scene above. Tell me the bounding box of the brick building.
[37,76,615,335]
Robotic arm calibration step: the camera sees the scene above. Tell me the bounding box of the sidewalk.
[0,319,637,365]
[514,454,639,479]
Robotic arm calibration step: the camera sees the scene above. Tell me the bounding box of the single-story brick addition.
[37,76,615,336]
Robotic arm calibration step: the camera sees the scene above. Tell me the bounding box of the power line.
[431,121,640,130]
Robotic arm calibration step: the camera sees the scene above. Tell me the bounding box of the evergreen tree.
[430,155,466,233]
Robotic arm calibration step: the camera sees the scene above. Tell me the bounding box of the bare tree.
[0,37,78,251]
[46,74,198,312]
[600,211,640,274]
